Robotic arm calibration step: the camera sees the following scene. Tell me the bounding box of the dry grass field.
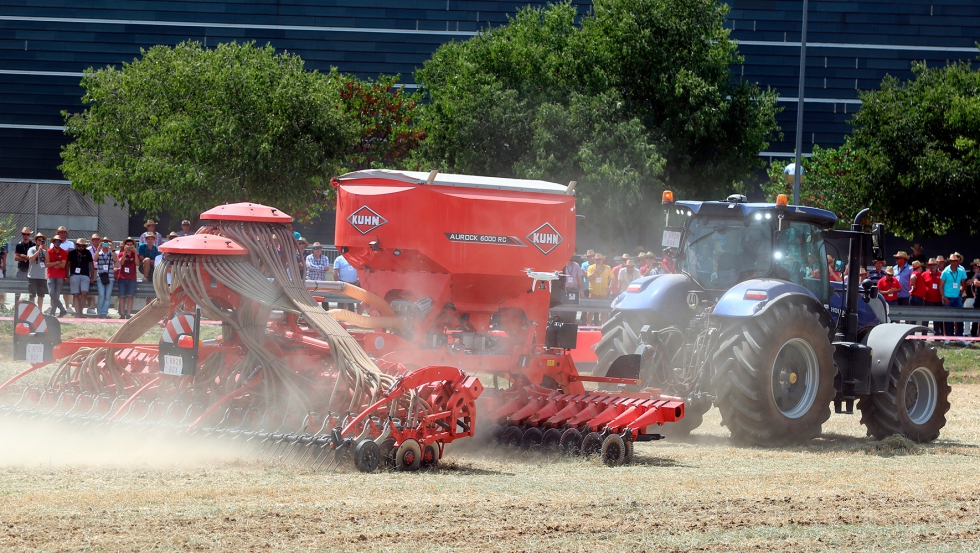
[1,321,979,552]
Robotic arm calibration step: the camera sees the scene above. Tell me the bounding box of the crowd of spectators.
[2,219,335,319]
[562,243,980,344]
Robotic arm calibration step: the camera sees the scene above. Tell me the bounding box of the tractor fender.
[610,273,696,328]
[712,279,834,332]
[861,323,928,393]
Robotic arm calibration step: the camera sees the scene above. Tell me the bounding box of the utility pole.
[793,0,809,205]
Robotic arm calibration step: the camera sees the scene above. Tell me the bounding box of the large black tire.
[858,341,951,443]
[712,302,837,446]
[593,310,654,378]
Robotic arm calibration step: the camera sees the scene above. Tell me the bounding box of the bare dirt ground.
[0,323,978,552]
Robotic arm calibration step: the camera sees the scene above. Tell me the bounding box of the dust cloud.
[0,418,245,468]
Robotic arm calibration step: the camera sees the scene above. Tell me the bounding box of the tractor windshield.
[681,216,773,290]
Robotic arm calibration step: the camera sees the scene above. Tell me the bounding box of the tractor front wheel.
[858,341,950,443]
[712,302,837,446]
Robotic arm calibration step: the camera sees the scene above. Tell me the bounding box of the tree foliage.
[62,41,367,221]
[767,59,980,239]
[848,60,980,238]
[337,74,427,171]
[415,0,780,242]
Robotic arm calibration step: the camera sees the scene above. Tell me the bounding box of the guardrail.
[0,277,359,305]
[4,276,979,325]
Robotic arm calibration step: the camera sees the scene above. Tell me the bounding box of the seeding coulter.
[2,170,684,470]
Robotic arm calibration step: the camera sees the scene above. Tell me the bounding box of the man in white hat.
[892,250,913,305]
[139,219,164,245]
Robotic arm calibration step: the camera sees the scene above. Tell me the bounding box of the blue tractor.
[594,192,950,446]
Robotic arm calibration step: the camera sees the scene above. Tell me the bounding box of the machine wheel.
[520,427,543,451]
[581,432,604,456]
[600,434,626,466]
[501,426,524,448]
[622,440,634,464]
[541,428,563,451]
[420,443,440,469]
[354,440,381,473]
[559,428,583,455]
[489,424,506,445]
[858,341,951,443]
[395,439,422,471]
[712,302,837,446]
[379,438,397,469]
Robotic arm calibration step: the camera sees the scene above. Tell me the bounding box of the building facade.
[0,1,977,247]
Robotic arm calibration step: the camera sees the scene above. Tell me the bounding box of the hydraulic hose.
[326,309,409,331]
[305,280,396,317]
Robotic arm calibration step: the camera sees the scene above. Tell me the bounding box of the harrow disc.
[395,439,422,471]
[421,443,439,469]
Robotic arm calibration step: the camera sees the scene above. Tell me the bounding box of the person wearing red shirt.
[45,236,69,316]
[116,238,142,319]
[909,261,927,306]
[877,267,901,305]
[921,259,945,336]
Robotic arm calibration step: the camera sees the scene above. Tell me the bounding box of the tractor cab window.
[681,216,773,290]
[774,221,830,303]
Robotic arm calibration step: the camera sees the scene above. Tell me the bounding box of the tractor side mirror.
[871,223,886,262]
[861,278,879,300]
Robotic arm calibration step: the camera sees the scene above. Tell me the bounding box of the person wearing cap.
[8,226,32,308]
[305,242,329,281]
[610,253,631,296]
[45,234,69,317]
[587,253,614,324]
[54,226,75,313]
[67,237,96,317]
[911,243,927,265]
[26,233,48,311]
[138,233,159,280]
[82,234,104,315]
[117,238,140,319]
[941,252,969,343]
[617,258,641,294]
[139,219,164,245]
[892,251,913,305]
[877,266,901,306]
[662,248,676,274]
[175,220,193,237]
[909,260,927,308]
[96,238,119,318]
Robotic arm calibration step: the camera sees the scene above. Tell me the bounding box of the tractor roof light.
[662,190,674,205]
[776,194,789,207]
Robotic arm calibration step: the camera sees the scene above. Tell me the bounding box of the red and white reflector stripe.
[161,314,196,344]
[16,302,46,334]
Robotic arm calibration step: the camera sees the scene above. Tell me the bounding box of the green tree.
[415,0,780,242]
[61,41,354,220]
[848,60,980,238]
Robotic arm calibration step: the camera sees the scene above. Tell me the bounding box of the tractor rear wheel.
[858,341,950,443]
[712,302,837,446]
[593,310,652,378]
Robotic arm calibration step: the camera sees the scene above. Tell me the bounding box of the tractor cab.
[665,193,838,304]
